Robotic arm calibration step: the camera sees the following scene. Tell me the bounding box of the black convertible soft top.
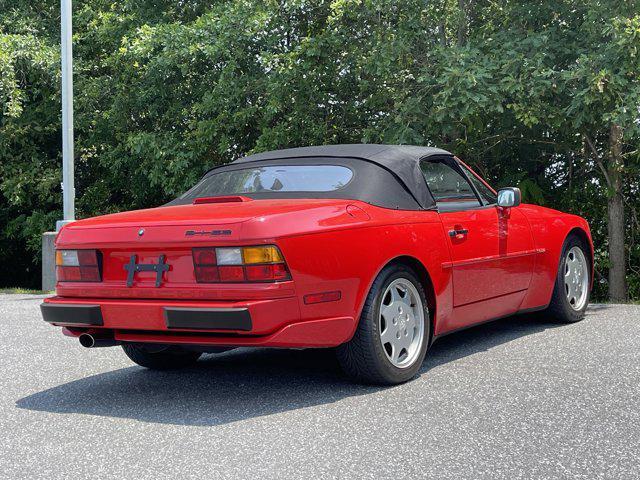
[228,144,453,210]
[173,144,455,210]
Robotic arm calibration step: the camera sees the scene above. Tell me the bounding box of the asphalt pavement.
[1,294,639,479]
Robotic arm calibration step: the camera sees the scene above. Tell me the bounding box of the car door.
[420,157,535,327]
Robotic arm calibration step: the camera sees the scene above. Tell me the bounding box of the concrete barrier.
[42,232,56,292]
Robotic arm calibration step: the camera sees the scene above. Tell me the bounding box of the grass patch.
[0,287,50,294]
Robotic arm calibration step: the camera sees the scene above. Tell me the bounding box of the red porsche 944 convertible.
[42,145,593,384]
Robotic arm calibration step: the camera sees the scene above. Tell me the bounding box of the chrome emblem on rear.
[138,228,145,237]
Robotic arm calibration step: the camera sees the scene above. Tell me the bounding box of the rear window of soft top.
[179,165,353,199]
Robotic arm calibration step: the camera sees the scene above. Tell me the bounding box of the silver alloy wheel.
[378,278,426,368]
[564,246,589,311]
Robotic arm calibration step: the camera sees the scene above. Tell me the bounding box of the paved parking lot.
[1,294,639,479]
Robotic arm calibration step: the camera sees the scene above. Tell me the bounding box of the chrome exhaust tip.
[79,333,95,348]
[79,333,117,348]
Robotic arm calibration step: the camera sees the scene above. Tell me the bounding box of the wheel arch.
[566,227,593,255]
[566,226,594,288]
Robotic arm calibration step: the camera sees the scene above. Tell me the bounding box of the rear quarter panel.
[276,205,452,340]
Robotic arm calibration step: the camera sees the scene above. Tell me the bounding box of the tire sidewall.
[366,266,430,383]
[122,343,202,370]
[554,236,591,322]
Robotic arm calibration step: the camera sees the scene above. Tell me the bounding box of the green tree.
[0,0,638,299]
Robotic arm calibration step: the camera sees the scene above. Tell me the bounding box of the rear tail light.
[56,249,102,282]
[192,245,290,283]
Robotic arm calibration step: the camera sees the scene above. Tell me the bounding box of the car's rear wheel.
[337,264,429,385]
[544,234,591,323]
[122,343,202,370]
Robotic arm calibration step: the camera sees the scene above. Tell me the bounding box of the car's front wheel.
[544,234,591,323]
[337,264,430,385]
[122,343,202,370]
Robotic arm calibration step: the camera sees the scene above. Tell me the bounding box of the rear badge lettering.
[185,230,232,236]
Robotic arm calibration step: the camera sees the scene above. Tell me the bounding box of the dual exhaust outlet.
[78,333,117,348]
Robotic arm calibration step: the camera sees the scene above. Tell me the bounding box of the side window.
[420,160,481,210]
[459,164,497,205]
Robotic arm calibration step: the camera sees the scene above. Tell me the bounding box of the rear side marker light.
[192,245,290,283]
[304,291,342,305]
[56,249,102,282]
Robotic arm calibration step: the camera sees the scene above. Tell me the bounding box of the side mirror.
[497,187,522,208]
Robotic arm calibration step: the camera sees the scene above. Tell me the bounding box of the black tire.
[336,264,430,385]
[122,343,202,370]
[544,234,591,323]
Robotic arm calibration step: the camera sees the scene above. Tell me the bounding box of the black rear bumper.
[40,303,104,326]
[41,302,252,331]
[164,307,252,331]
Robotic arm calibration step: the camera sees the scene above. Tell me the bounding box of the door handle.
[448,228,469,237]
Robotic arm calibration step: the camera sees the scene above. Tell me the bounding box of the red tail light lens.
[218,266,245,282]
[245,264,290,281]
[193,249,216,266]
[194,266,220,283]
[192,246,290,283]
[56,249,102,282]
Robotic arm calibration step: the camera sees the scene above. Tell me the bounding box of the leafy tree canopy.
[0,0,638,299]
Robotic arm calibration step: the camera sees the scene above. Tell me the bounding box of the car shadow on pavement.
[16,310,591,426]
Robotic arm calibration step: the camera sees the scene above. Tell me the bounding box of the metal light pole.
[45,0,75,289]
[57,0,75,231]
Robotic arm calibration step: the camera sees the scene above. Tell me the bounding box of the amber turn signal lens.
[242,246,283,264]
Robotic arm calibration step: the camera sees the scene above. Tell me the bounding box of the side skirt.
[428,304,548,346]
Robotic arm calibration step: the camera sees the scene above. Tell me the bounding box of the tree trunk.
[457,0,468,47]
[438,21,447,46]
[607,124,627,302]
